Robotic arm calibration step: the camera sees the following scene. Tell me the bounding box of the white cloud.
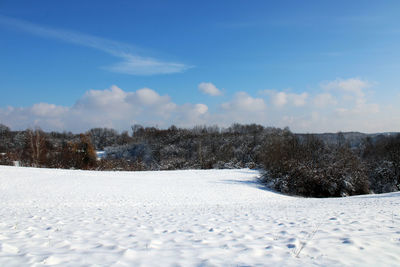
[273,92,287,107]
[335,102,380,116]
[194,104,208,114]
[319,78,379,117]
[263,90,308,107]
[31,103,68,117]
[321,78,370,98]
[135,88,166,105]
[171,103,210,127]
[255,79,394,132]
[313,93,337,108]
[0,78,398,133]
[0,86,207,132]
[222,92,266,112]
[76,86,128,109]
[291,92,308,107]
[209,92,268,126]
[0,15,191,75]
[198,82,222,96]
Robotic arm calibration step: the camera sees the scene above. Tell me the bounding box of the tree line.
[0,123,399,197]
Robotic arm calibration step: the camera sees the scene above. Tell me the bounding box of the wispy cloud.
[0,15,192,75]
[106,55,191,76]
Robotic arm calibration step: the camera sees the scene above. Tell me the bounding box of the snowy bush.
[260,132,370,197]
[361,134,400,193]
[367,161,399,193]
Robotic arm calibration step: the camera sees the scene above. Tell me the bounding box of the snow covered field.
[0,166,399,266]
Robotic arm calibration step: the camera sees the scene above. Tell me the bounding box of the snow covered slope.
[0,166,399,266]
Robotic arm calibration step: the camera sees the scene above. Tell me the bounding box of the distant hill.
[296,132,400,147]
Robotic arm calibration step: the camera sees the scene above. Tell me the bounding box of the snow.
[0,166,399,266]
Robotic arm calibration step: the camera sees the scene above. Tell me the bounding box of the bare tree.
[22,128,48,167]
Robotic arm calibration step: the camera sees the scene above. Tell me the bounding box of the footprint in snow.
[341,238,353,244]
[287,244,296,249]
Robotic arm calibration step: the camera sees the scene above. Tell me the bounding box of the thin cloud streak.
[0,15,191,75]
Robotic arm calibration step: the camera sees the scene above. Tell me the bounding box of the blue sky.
[1,0,400,133]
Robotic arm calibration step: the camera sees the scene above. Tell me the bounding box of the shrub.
[0,152,13,166]
[56,134,97,169]
[260,131,369,197]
